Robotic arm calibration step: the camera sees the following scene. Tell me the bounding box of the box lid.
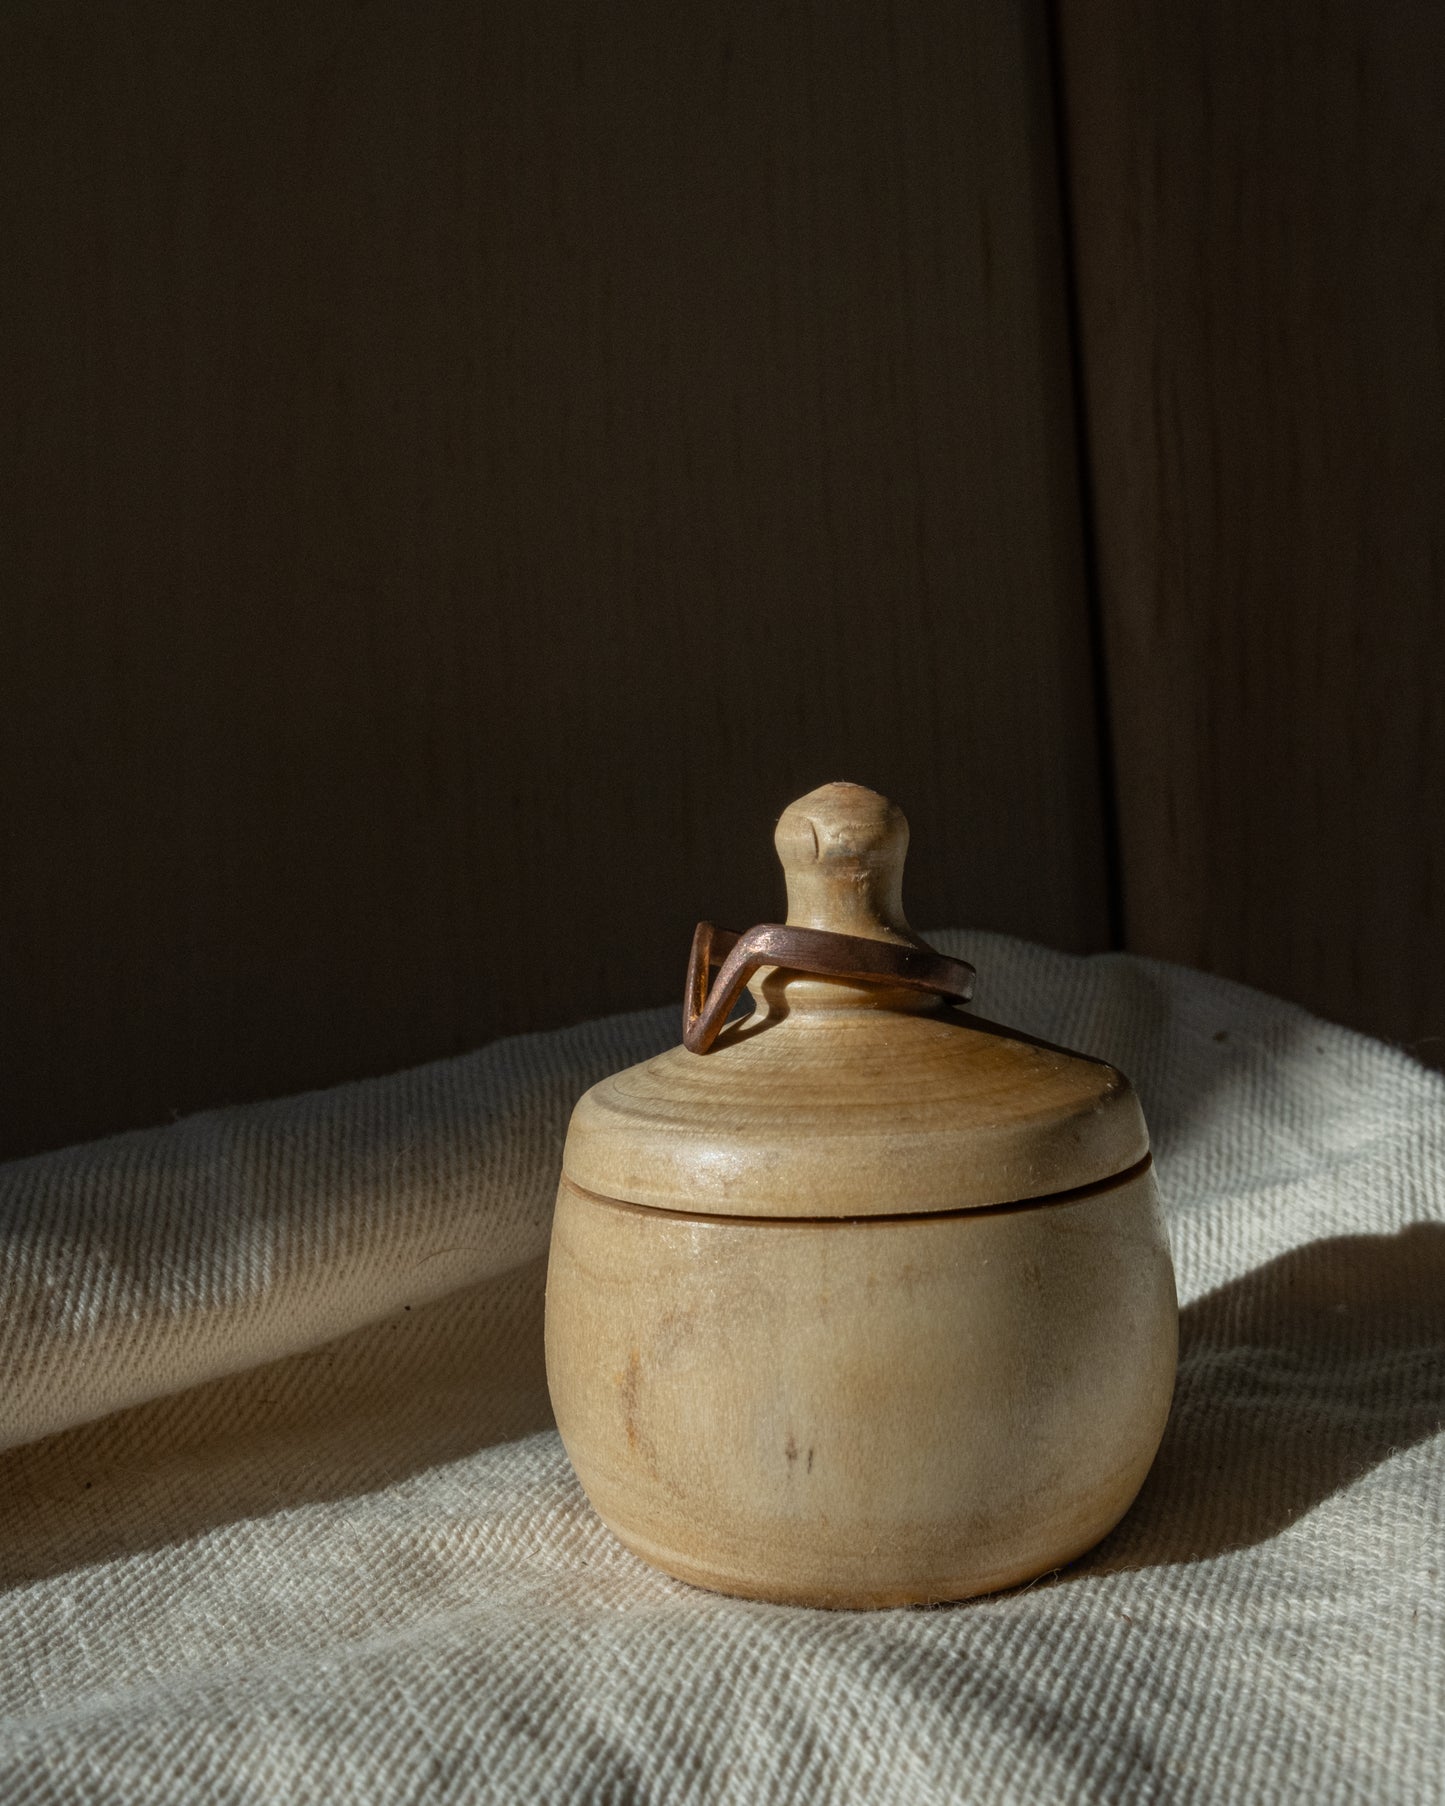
[562,784,1148,1219]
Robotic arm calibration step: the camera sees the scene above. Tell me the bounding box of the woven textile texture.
[2,933,1441,1803]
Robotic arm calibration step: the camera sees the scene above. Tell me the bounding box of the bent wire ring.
[683,921,976,1054]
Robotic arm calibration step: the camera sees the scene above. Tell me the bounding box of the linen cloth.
[1,932,1441,1804]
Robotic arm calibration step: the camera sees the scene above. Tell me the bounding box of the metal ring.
[683,921,975,1054]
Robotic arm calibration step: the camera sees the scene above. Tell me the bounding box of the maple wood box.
[545,784,1177,1608]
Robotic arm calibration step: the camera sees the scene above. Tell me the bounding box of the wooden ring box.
[545,782,1178,1607]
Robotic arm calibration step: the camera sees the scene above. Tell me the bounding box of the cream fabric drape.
[3,933,1441,1802]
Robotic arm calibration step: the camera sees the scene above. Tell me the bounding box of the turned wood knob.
[774,782,921,948]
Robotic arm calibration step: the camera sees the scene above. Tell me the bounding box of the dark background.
[3,1,1442,1158]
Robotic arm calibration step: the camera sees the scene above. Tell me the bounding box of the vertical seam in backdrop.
[1042,0,1125,953]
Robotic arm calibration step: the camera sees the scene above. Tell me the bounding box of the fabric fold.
[0,1007,675,1451]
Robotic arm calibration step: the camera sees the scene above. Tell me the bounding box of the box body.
[545,1161,1176,1607]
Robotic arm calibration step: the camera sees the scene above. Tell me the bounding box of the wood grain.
[546,1166,1176,1605]
[1057,3,1445,1054]
[0,2,1106,1155]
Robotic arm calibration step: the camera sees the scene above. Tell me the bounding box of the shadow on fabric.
[1086,1221,1445,1573]
[0,1256,555,1588]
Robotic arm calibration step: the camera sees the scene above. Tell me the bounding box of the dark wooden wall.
[5,3,1441,1158]
[1057,2,1445,1061]
[2,3,1108,1156]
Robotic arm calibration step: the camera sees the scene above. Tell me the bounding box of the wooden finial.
[774,782,917,946]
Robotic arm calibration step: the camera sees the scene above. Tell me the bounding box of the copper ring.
[683,921,976,1054]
